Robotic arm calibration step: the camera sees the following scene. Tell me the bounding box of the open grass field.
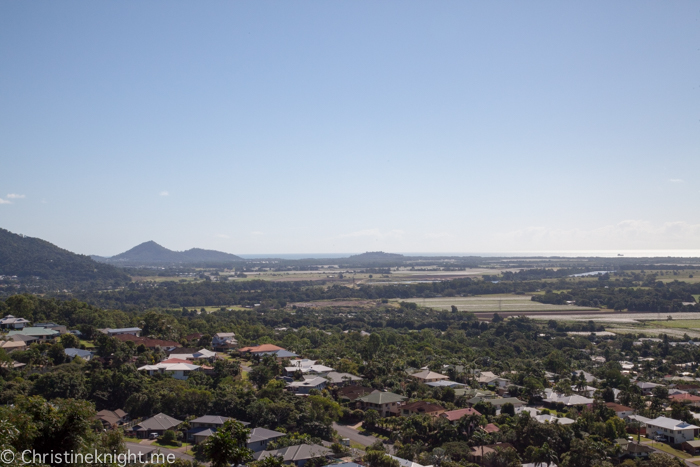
[397,295,599,313]
[619,269,700,284]
[183,305,247,313]
[643,320,700,330]
[225,267,525,286]
[131,275,202,283]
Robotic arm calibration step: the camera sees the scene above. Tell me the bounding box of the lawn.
[123,436,140,443]
[644,320,700,330]
[641,439,691,459]
[694,295,700,303]
[397,295,599,313]
[78,339,95,348]
[152,440,191,450]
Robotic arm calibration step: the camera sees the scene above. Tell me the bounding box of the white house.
[285,359,334,376]
[138,361,200,380]
[0,315,30,330]
[212,332,238,350]
[286,376,328,394]
[643,416,700,444]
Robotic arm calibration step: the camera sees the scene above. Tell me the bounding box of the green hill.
[0,228,130,290]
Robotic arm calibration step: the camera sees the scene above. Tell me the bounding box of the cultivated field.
[399,295,599,313]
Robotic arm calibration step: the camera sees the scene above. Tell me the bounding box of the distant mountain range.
[93,241,244,266]
[0,228,130,288]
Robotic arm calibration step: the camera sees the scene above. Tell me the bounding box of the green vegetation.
[0,227,130,291]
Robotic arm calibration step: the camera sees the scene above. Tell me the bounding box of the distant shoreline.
[237,250,700,260]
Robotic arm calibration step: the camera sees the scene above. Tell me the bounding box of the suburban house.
[440,408,482,422]
[285,359,335,376]
[324,371,363,386]
[401,401,445,417]
[636,381,663,396]
[113,334,181,350]
[476,371,500,385]
[253,444,333,467]
[572,385,597,397]
[517,407,574,425]
[639,416,700,444]
[212,332,238,350]
[572,370,597,384]
[101,327,142,337]
[409,369,450,383]
[0,315,30,329]
[0,339,27,352]
[616,439,654,459]
[356,391,407,417]
[7,327,59,341]
[606,402,634,418]
[467,396,524,411]
[239,344,299,360]
[482,423,500,433]
[683,440,700,455]
[247,427,286,452]
[286,376,328,394]
[425,380,465,388]
[96,409,128,429]
[169,348,217,361]
[131,413,182,439]
[669,393,700,407]
[137,361,200,380]
[337,385,377,402]
[64,348,94,361]
[34,323,68,334]
[543,389,593,407]
[186,415,250,444]
[389,455,430,467]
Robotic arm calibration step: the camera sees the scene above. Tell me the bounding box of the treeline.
[533,281,700,312]
[66,272,664,311]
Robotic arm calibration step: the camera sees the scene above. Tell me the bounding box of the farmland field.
[642,319,700,330]
[398,295,599,313]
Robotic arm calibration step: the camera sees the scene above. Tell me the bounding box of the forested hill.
[0,228,130,290]
[95,240,244,266]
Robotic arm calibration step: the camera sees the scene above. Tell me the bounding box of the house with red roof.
[440,407,482,422]
[670,393,700,407]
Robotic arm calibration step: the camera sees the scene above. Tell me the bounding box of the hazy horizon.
[2,2,698,256]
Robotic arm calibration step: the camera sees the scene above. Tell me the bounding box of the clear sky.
[1,1,699,256]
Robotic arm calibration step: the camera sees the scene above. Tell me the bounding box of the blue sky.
[1,1,698,256]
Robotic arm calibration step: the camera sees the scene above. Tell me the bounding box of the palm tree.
[484,447,521,467]
[574,373,587,394]
[532,442,559,467]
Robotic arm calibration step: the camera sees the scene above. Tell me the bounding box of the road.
[125,442,195,463]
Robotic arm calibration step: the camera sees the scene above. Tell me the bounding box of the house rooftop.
[410,369,449,381]
[357,391,407,405]
[440,408,482,421]
[134,413,182,431]
[7,327,59,337]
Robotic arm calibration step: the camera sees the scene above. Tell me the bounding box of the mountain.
[97,241,244,266]
[0,228,131,289]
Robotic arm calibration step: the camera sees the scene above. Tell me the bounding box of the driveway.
[333,422,381,447]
